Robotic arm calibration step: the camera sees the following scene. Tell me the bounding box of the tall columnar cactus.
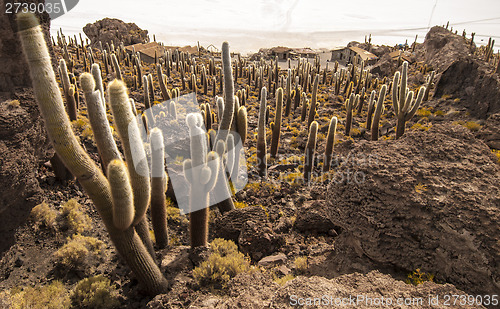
[156,64,171,101]
[150,128,169,249]
[323,116,337,172]
[365,90,376,130]
[17,12,167,295]
[270,87,283,158]
[392,62,426,139]
[183,113,219,247]
[307,74,319,130]
[110,53,122,80]
[423,70,435,102]
[215,42,235,146]
[301,91,308,122]
[91,63,105,106]
[257,87,267,177]
[285,69,292,117]
[345,92,355,136]
[59,59,77,121]
[303,121,318,183]
[371,84,387,141]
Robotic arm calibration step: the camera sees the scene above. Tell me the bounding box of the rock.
[273,216,292,233]
[326,123,500,295]
[213,206,269,242]
[257,253,287,267]
[83,18,149,48]
[276,265,291,276]
[423,26,471,73]
[371,53,396,77]
[294,200,339,234]
[434,58,500,119]
[271,271,486,309]
[239,221,284,260]
[476,113,500,149]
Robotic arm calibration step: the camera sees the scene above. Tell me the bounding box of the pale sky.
[52,0,500,54]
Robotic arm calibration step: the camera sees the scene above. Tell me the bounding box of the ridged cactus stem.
[17,12,167,295]
[59,59,77,120]
[285,69,292,117]
[80,73,122,169]
[307,74,319,130]
[108,159,134,231]
[345,93,355,136]
[371,85,387,141]
[215,42,235,146]
[423,71,435,101]
[108,80,151,226]
[323,116,337,172]
[111,53,122,80]
[156,64,170,101]
[150,128,169,249]
[257,87,267,177]
[366,90,376,130]
[303,121,318,183]
[183,113,219,247]
[270,87,283,158]
[91,63,105,107]
[396,86,425,139]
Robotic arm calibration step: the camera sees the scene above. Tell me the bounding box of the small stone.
[258,253,287,267]
[276,265,291,276]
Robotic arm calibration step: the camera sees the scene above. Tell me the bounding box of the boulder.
[476,113,500,149]
[83,18,149,47]
[326,123,500,295]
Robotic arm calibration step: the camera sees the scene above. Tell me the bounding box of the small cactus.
[323,116,337,172]
[270,87,283,158]
[366,90,376,130]
[303,121,318,183]
[371,85,387,141]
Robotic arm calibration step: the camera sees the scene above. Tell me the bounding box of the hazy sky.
[52,0,500,54]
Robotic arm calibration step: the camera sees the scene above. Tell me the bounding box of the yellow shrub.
[70,275,120,309]
[405,269,434,286]
[294,256,308,273]
[193,238,250,289]
[7,281,70,309]
[61,199,92,234]
[53,234,105,269]
[31,202,57,230]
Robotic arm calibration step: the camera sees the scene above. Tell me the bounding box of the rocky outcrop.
[0,0,53,94]
[476,113,500,149]
[83,18,149,47]
[326,123,500,295]
[423,26,471,72]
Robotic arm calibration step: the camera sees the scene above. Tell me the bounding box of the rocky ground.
[0,19,499,309]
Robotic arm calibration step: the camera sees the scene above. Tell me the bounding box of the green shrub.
[7,281,70,309]
[61,199,92,233]
[53,234,105,269]
[193,238,250,289]
[30,202,57,230]
[70,275,120,309]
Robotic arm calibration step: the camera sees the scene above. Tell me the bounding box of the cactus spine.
[303,121,318,183]
[392,62,425,139]
[371,85,387,141]
[17,12,167,295]
[183,113,219,247]
[323,116,337,172]
[270,87,283,157]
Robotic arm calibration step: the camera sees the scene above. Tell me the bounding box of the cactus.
[150,128,169,249]
[307,74,319,130]
[59,59,77,121]
[366,90,376,130]
[392,62,426,139]
[257,87,267,177]
[323,116,337,172]
[156,64,171,101]
[17,12,167,295]
[214,42,235,146]
[370,85,387,141]
[345,93,355,136]
[303,121,318,183]
[110,53,122,80]
[300,91,308,122]
[284,69,292,117]
[108,159,134,231]
[423,70,435,101]
[183,113,219,247]
[270,87,283,158]
[91,63,105,107]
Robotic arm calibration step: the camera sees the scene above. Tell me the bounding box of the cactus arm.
[108,159,135,231]
[108,80,151,225]
[91,63,106,107]
[215,42,235,145]
[371,85,387,141]
[399,62,408,113]
[257,87,268,177]
[270,87,283,158]
[183,159,193,184]
[80,73,122,168]
[226,133,235,178]
[402,91,414,114]
[111,53,122,80]
[406,86,426,121]
[392,71,400,114]
[204,151,220,191]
